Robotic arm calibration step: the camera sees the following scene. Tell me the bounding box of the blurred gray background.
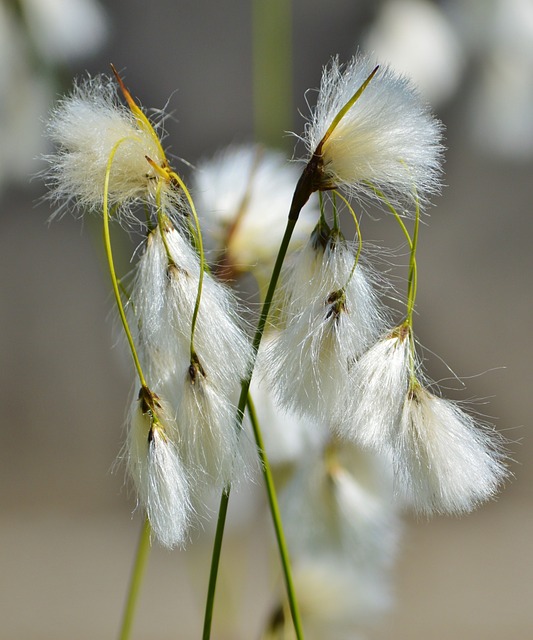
[1,1,532,638]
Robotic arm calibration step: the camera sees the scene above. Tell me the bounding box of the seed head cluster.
[43,54,509,633]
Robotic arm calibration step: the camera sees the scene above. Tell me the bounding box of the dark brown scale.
[325,289,346,321]
[188,353,206,385]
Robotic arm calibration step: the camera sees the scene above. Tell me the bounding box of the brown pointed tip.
[109,63,123,88]
[109,63,137,110]
[366,65,380,86]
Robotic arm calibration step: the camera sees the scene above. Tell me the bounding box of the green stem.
[368,184,420,317]
[118,517,152,640]
[369,184,421,381]
[168,170,206,362]
[406,192,420,327]
[201,215,300,639]
[103,141,148,387]
[333,190,363,286]
[247,393,304,639]
[202,488,231,640]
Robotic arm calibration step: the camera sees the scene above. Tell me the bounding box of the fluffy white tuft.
[126,393,192,549]
[249,362,327,467]
[193,144,317,279]
[265,557,391,640]
[304,55,445,207]
[268,442,399,638]
[44,74,177,220]
[280,442,399,570]
[174,368,254,490]
[395,386,509,515]
[129,221,253,491]
[339,326,412,446]
[262,229,386,423]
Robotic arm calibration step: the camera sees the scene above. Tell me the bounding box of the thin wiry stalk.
[202,488,231,640]
[118,518,152,640]
[202,215,302,639]
[247,392,304,638]
[102,137,148,389]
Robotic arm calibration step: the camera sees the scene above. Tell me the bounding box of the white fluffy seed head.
[268,441,399,638]
[280,442,399,569]
[265,557,392,640]
[304,55,445,207]
[128,221,253,490]
[162,225,253,389]
[173,368,255,492]
[126,390,192,549]
[263,227,386,423]
[193,144,317,279]
[339,325,412,446]
[249,362,327,467]
[44,74,178,221]
[395,386,509,515]
[130,221,252,389]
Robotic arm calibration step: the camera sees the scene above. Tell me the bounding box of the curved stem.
[118,517,151,640]
[367,185,419,321]
[103,139,147,388]
[247,393,304,639]
[369,184,421,380]
[406,192,420,327]
[333,190,363,287]
[168,170,205,361]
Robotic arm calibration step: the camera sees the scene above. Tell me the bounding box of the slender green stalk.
[246,393,304,639]
[103,138,148,388]
[118,517,152,640]
[201,215,301,639]
[333,190,363,286]
[103,143,153,640]
[202,488,231,640]
[169,171,205,361]
[369,184,422,381]
[406,192,420,326]
[369,186,420,327]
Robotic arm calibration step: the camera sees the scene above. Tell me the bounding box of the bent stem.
[247,393,304,638]
[369,184,421,380]
[333,190,363,287]
[169,169,206,361]
[202,214,302,639]
[104,143,154,640]
[118,517,152,640]
[103,139,148,388]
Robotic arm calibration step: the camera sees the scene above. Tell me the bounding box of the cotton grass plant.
[42,53,508,640]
